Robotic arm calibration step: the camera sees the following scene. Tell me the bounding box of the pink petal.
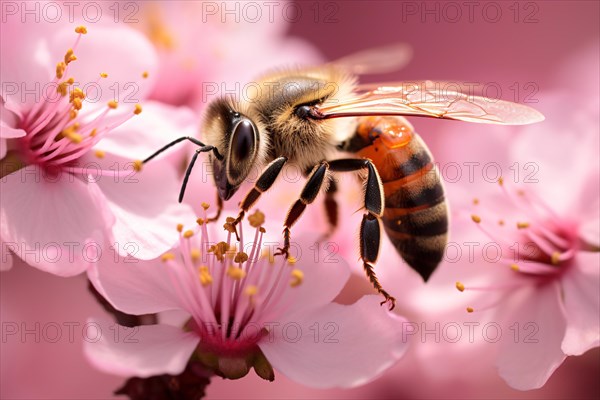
[93,156,196,260]
[84,318,199,378]
[0,18,54,111]
[496,282,567,390]
[0,166,113,276]
[1,238,14,271]
[561,251,600,355]
[0,98,26,139]
[259,295,407,388]
[87,255,187,316]
[48,25,158,104]
[93,101,198,167]
[261,234,351,320]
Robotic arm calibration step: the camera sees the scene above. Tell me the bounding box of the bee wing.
[328,43,413,75]
[317,81,545,125]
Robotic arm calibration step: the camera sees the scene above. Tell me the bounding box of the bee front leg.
[275,161,330,258]
[328,158,396,311]
[230,157,287,239]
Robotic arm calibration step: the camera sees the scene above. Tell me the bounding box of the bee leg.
[206,194,223,223]
[329,158,396,310]
[275,161,330,258]
[323,176,339,236]
[179,145,221,203]
[231,157,288,237]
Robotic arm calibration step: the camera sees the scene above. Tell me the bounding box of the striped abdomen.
[346,116,448,281]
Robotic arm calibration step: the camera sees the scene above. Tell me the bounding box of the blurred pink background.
[1,1,598,399]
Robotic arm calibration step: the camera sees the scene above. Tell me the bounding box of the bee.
[144,44,544,309]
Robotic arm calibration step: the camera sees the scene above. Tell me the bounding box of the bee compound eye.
[295,105,312,119]
[230,119,256,162]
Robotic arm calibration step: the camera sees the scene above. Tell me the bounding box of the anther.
[516,222,530,229]
[177,224,184,233]
[248,210,265,228]
[161,253,176,262]
[455,281,465,292]
[134,104,142,115]
[199,266,212,286]
[290,269,304,287]
[75,26,87,34]
[234,252,249,263]
[551,252,561,265]
[94,150,105,159]
[183,230,194,239]
[108,100,118,109]
[466,307,474,313]
[190,249,201,261]
[227,267,246,280]
[133,160,143,172]
[471,215,482,224]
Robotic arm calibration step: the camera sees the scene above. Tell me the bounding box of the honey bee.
[144,44,544,309]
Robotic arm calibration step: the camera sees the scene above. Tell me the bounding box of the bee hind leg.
[328,158,396,310]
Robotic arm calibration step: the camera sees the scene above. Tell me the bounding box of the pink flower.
[0,22,196,275]
[133,1,322,108]
[402,90,599,390]
[85,208,407,388]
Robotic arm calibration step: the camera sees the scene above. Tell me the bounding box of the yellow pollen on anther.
[551,252,561,265]
[245,285,258,296]
[142,71,149,78]
[161,252,176,262]
[75,26,88,34]
[56,62,66,79]
[70,87,85,102]
[90,129,97,137]
[94,150,105,159]
[223,219,237,234]
[108,100,118,109]
[473,198,479,205]
[234,252,249,263]
[471,215,481,224]
[498,177,504,186]
[510,264,520,271]
[516,222,530,229]
[466,307,474,313]
[196,218,205,226]
[248,210,265,228]
[100,72,108,78]
[134,104,143,115]
[287,256,297,265]
[64,49,76,64]
[227,266,246,280]
[183,230,194,239]
[455,282,465,292]
[209,241,229,261]
[198,266,212,286]
[67,133,83,144]
[69,109,78,120]
[290,269,304,287]
[190,249,201,262]
[72,97,83,110]
[133,160,143,172]
[498,220,505,226]
[201,202,210,210]
[177,223,184,233]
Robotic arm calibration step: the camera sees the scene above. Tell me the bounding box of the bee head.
[204,99,261,201]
